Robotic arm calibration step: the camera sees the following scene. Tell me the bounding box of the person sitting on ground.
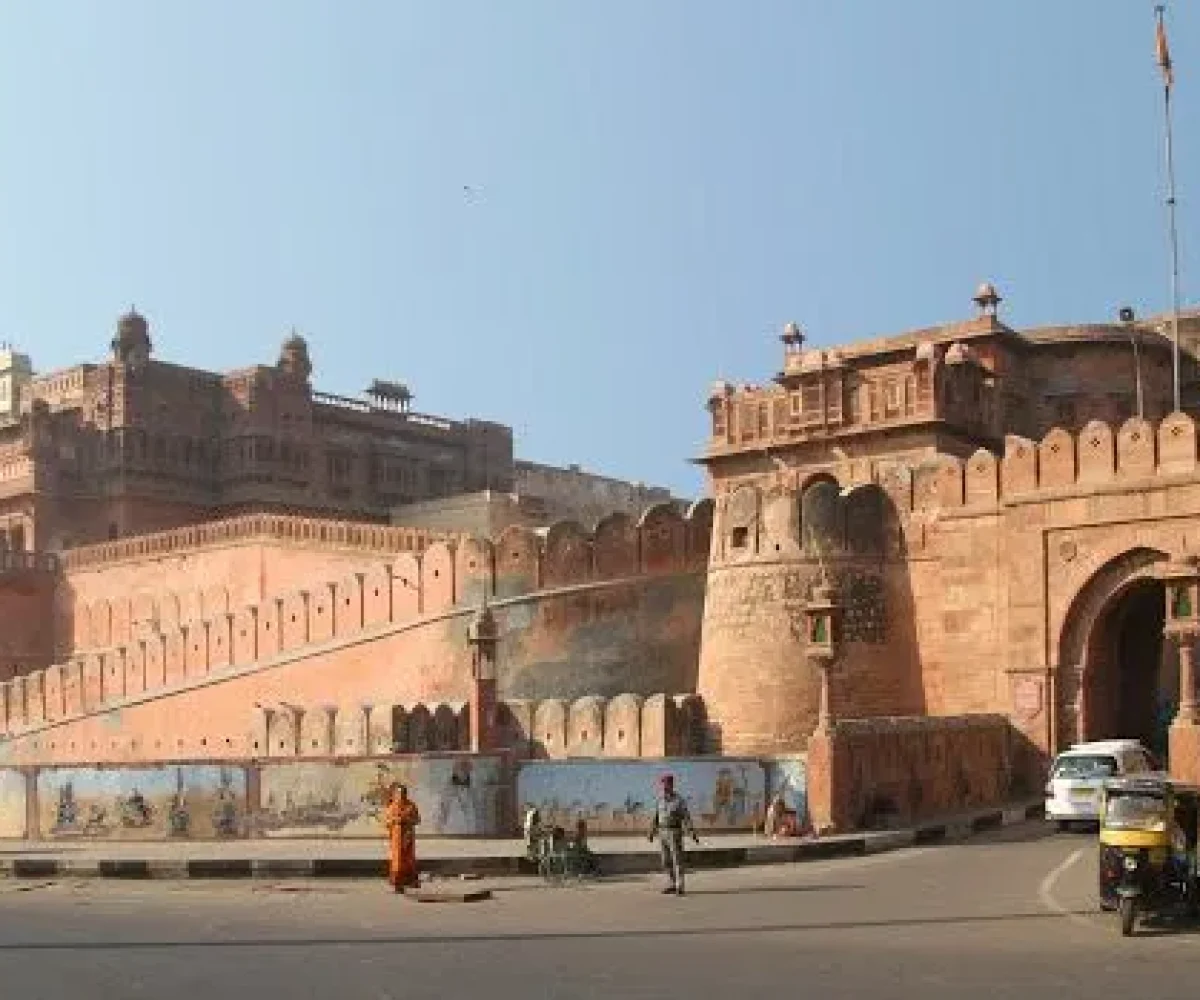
[568,817,601,876]
[763,793,786,839]
[523,806,543,861]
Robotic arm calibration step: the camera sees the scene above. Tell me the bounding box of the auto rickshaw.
[1098,774,1200,936]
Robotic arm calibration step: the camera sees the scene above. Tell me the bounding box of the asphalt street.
[1,823,1199,1000]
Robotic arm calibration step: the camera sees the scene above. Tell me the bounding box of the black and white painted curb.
[0,801,1044,881]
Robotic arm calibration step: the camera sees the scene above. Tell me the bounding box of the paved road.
[2,822,1199,999]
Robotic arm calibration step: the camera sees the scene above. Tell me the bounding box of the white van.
[1044,740,1156,828]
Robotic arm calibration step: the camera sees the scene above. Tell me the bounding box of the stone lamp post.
[1163,557,1200,726]
[466,599,499,752]
[804,573,842,733]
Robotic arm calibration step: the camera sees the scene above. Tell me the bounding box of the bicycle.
[534,830,600,886]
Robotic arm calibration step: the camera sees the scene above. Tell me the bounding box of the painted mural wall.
[0,754,508,840]
[0,769,26,837]
[254,756,505,838]
[516,758,766,834]
[36,765,247,840]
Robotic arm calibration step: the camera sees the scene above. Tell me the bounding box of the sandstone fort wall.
[0,501,714,767]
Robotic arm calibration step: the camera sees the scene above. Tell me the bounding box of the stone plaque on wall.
[1012,677,1044,722]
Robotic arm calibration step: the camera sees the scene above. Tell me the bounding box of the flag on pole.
[1157,12,1174,89]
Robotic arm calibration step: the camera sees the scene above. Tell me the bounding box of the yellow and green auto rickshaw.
[1098,774,1200,936]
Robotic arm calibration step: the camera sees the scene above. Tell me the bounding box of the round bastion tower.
[696,473,901,755]
[697,476,826,755]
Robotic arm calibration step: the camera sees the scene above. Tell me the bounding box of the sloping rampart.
[0,501,714,760]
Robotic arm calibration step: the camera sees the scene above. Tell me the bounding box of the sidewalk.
[0,800,1044,880]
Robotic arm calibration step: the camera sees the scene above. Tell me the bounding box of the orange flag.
[1157,14,1174,89]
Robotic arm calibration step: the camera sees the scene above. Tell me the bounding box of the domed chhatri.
[111,306,152,365]
[278,329,312,380]
[780,321,805,348]
[973,281,1003,316]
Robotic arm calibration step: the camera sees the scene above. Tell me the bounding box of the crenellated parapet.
[66,500,713,656]
[915,412,1200,511]
[710,474,905,566]
[61,513,449,572]
[1,500,713,743]
[496,692,706,760]
[253,699,472,758]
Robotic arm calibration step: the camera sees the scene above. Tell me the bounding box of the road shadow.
[908,821,1066,850]
[0,907,1105,951]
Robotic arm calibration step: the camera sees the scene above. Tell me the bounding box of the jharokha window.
[846,382,861,423]
[802,383,821,419]
[884,380,901,417]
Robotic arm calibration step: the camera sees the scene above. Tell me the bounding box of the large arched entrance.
[1081,577,1174,760]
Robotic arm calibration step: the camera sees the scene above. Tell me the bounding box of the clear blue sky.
[0,2,1195,499]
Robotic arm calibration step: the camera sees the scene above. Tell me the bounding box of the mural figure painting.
[167,769,191,838]
[384,783,421,892]
[211,768,240,838]
[648,774,700,896]
[436,758,478,832]
[121,788,153,829]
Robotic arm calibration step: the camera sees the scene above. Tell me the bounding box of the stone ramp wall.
[1,501,713,747]
[0,570,706,765]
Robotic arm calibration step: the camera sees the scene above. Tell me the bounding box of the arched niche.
[842,483,887,556]
[800,479,842,555]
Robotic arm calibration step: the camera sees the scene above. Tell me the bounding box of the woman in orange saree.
[384,783,421,891]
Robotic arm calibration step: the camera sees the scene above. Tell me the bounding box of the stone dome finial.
[111,306,152,365]
[282,328,307,351]
[973,282,1002,316]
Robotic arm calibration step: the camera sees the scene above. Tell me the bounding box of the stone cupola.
[278,330,312,382]
[111,307,153,367]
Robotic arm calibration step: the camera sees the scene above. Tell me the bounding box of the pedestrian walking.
[648,773,700,895]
